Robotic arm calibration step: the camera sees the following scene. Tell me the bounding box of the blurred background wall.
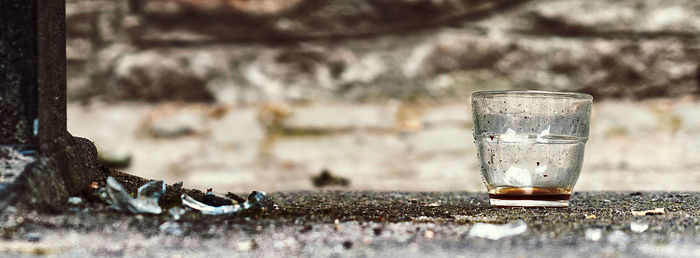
[66,0,700,192]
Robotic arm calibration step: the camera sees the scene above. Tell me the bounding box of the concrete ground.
[0,191,697,257]
[68,97,700,192]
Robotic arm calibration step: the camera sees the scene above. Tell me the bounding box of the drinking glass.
[471,90,592,207]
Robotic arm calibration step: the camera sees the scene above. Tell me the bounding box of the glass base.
[490,198,569,207]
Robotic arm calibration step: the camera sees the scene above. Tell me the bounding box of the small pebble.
[342,241,353,249]
[373,227,383,236]
[630,222,649,233]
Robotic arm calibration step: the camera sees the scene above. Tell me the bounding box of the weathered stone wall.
[66,0,700,103]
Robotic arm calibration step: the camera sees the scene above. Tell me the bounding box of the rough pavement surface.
[0,191,697,257]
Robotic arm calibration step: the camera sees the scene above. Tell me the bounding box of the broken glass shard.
[468,220,527,240]
[181,190,267,215]
[137,180,166,201]
[106,177,164,214]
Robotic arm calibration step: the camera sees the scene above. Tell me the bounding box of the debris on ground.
[585,228,603,241]
[585,214,596,219]
[468,220,527,240]
[105,177,165,214]
[159,221,183,236]
[631,208,665,216]
[311,169,350,187]
[181,191,269,215]
[630,221,649,233]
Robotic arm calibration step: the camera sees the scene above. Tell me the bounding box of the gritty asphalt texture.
[0,191,698,257]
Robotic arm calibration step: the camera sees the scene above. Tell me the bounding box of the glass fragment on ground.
[181,191,267,215]
[106,177,164,214]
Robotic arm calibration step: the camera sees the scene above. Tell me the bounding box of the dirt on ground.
[0,188,697,257]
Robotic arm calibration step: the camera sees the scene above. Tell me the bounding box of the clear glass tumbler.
[471,90,592,207]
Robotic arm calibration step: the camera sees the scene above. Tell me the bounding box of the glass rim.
[471,90,593,100]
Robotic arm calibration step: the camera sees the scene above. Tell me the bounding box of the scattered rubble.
[100,177,273,217]
[468,220,527,240]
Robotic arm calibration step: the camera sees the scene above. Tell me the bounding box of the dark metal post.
[1,0,67,153]
[36,0,69,154]
[0,0,105,209]
[0,0,40,149]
